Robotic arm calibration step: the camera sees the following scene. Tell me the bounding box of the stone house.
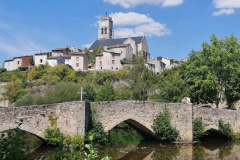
[71,52,88,71]
[52,47,71,57]
[106,44,133,60]
[95,51,121,71]
[149,56,173,74]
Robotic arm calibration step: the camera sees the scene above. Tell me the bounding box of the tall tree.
[128,57,155,101]
[96,80,116,101]
[186,34,240,108]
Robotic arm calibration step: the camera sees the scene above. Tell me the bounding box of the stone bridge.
[0,100,239,143]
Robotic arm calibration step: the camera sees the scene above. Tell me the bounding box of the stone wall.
[194,107,240,132]
[90,101,193,143]
[0,101,88,139]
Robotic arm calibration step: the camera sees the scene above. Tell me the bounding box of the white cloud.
[213,0,240,8]
[103,0,183,8]
[213,9,235,16]
[110,12,154,25]
[212,0,240,16]
[82,43,92,49]
[106,12,171,38]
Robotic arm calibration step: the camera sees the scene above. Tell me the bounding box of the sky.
[0,0,240,66]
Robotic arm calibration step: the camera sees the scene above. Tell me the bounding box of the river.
[4,129,240,160]
[27,132,240,160]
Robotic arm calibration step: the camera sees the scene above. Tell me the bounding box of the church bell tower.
[98,15,113,39]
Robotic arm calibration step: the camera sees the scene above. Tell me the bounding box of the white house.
[47,56,65,67]
[3,59,14,71]
[34,52,51,66]
[95,51,121,71]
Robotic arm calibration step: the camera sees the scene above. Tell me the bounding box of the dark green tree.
[128,57,155,101]
[96,80,116,101]
[29,57,34,66]
[186,34,240,108]
[83,83,96,102]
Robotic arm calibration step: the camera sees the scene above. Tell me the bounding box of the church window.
[105,27,107,34]
[101,28,104,34]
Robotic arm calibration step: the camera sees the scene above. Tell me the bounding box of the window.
[112,54,114,58]
[40,59,43,63]
[116,68,118,70]
[111,67,113,70]
[76,57,79,61]
[112,60,115,64]
[99,56,101,60]
[76,63,79,67]
[105,27,107,34]
[100,61,102,66]
[101,28,104,34]
[17,61,19,64]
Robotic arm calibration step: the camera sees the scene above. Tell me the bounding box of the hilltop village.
[3,15,180,74]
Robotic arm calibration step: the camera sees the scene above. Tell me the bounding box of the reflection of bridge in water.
[0,100,240,143]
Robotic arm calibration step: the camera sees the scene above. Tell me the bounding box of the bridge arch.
[203,128,230,139]
[103,114,158,140]
[0,123,45,140]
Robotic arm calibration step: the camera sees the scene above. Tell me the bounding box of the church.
[89,15,152,71]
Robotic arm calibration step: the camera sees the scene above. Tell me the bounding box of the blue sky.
[0,0,240,66]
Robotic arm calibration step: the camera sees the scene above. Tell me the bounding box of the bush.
[152,107,179,141]
[0,68,7,73]
[15,82,82,106]
[219,119,233,137]
[193,117,208,141]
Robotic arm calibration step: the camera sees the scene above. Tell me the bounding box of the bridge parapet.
[90,101,193,143]
[0,101,88,139]
[194,107,240,132]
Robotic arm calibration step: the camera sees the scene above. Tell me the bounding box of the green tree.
[186,34,240,108]
[83,83,96,102]
[128,57,155,101]
[29,57,34,66]
[96,80,116,101]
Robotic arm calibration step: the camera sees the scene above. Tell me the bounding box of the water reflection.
[99,139,240,160]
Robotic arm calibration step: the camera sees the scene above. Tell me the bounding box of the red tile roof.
[62,55,71,58]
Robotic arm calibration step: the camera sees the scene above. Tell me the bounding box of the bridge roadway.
[0,100,239,143]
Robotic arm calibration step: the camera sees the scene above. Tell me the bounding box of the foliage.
[15,82,81,107]
[152,107,179,141]
[29,57,34,66]
[44,127,65,146]
[83,83,96,102]
[96,80,116,101]
[193,117,208,141]
[186,34,240,108]
[18,66,28,71]
[0,68,7,73]
[3,82,25,103]
[108,129,143,146]
[0,121,32,160]
[219,119,232,137]
[87,108,108,144]
[27,64,49,80]
[127,57,155,101]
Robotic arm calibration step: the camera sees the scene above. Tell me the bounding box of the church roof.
[107,44,130,49]
[89,36,144,50]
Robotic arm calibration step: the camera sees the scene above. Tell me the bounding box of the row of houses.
[3,15,176,74]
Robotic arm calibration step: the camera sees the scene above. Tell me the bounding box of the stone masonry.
[0,101,88,139]
[2,100,239,143]
[90,101,193,143]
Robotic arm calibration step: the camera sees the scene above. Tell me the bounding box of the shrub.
[193,117,208,141]
[152,107,179,141]
[96,80,116,101]
[219,119,232,137]
[0,68,7,73]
